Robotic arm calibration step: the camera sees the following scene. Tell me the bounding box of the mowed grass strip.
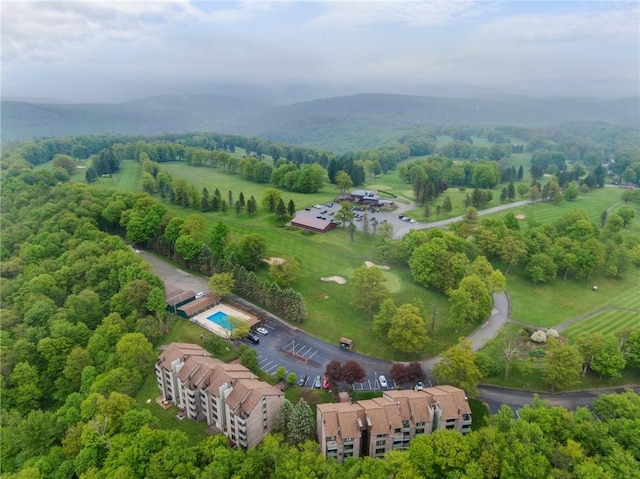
[563,310,640,342]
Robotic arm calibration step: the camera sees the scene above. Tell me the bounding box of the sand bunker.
[321,276,346,284]
[365,261,390,270]
[263,257,285,265]
[515,214,526,220]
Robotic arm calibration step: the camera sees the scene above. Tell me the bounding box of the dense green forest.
[2,123,639,478]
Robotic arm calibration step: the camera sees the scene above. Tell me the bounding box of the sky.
[1,0,639,103]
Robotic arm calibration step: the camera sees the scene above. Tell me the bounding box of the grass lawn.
[505,266,640,328]
[483,186,624,227]
[134,367,210,444]
[160,161,340,208]
[562,308,640,342]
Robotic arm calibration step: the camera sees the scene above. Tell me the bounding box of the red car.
[322,376,330,389]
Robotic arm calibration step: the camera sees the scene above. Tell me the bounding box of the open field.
[505,267,640,328]
[160,161,341,208]
[481,186,626,227]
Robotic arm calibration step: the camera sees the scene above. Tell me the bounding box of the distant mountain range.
[2,93,638,152]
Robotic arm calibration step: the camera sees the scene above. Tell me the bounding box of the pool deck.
[191,302,260,338]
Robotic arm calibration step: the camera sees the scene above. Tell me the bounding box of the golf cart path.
[422,291,510,371]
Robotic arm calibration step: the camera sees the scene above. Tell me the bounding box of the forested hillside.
[3,93,638,152]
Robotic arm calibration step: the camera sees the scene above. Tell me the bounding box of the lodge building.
[316,386,471,461]
[155,343,284,449]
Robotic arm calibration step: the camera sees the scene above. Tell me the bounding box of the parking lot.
[298,199,420,238]
[238,315,402,391]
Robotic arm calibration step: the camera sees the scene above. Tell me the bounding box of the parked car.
[313,204,322,209]
[305,207,311,211]
[409,219,416,223]
[314,375,322,389]
[256,327,269,335]
[297,374,308,387]
[322,376,330,389]
[414,381,424,391]
[378,375,388,388]
[195,292,204,299]
[320,209,328,214]
[246,332,260,344]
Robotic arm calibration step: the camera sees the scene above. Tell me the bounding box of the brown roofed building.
[316,402,367,460]
[290,215,338,233]
[316,386,471,462]
[176,294,222,319]
[155,343,284,449]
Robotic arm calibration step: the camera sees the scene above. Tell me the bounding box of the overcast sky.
[2,0,639,103]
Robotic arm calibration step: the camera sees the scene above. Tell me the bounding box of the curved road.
[142,247,637,414]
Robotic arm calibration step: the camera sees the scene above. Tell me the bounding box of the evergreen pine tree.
[287,398,314,445]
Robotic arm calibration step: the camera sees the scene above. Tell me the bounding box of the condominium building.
[316,386,472,461]
[155,343,284,449]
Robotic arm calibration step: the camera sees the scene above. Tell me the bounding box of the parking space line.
[261,360,274,369]
[306,351,318,360]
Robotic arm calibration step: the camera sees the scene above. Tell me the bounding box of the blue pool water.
[206,311,232,330]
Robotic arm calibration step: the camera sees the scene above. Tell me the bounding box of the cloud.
[478,6,640,42]
[311,0,476,28]
[1,0,199,62]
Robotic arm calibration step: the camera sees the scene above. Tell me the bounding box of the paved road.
[394,199,530,239]
[479,384,640,414]
[142,247,637,414]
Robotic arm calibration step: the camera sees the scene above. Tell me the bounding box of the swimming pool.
[206,311,231,330]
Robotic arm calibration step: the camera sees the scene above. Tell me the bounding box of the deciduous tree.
[208,272,236,297]
[268,257,300,287]
[324,360,343,386]
[543,339,582,392]
[342,360,366,387]
[432,340,482,397]
[350,265,390,315]
[387,303,429,354]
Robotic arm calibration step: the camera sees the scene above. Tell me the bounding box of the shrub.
[527,347,546,359]
[475,352,501,377]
